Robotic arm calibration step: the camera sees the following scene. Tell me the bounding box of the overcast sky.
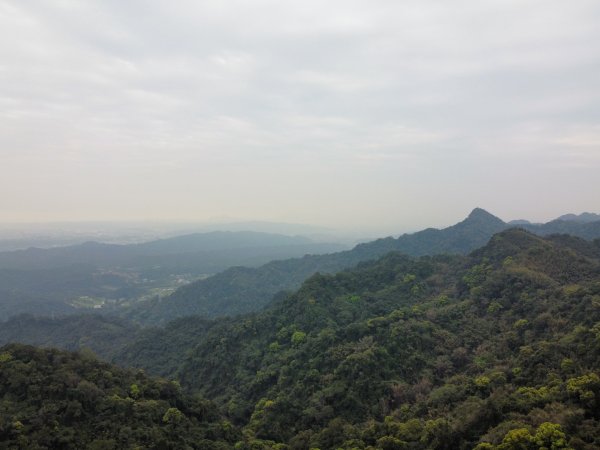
[1,0,599,232]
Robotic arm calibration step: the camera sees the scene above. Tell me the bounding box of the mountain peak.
[466,208,505,224]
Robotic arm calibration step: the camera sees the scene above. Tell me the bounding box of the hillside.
[111,229,600,448]
[0,313,220,382]
[124,208,600,324]
[0,314,139,360]
[120,249,377,324]
[0,343,237,449]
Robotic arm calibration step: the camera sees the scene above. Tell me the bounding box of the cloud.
[1,0,599,227]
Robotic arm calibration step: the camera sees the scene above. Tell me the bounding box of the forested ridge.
[157,229,600,449]
[124,209,600,324]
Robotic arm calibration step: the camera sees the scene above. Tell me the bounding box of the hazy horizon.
[0,207,598,243]
[2,1,599,230]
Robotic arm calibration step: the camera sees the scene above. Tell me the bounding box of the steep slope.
[0,344,238,449]
[155,230,600,449]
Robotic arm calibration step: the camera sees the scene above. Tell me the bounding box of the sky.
[1,0,599,233]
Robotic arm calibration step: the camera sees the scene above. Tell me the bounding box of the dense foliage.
[117,229,600,449]
[112,317,217,379]
[0,343,238,449]
[0,315,139,360]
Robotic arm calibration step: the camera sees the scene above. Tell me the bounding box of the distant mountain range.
[0,219,337,252]
[508,212,600,226]
[122,208,600,323]
[556,212,600,223]
[0,231,345,320]
[0,230,344,271]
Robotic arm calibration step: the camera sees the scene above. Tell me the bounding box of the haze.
[1,0,599,232]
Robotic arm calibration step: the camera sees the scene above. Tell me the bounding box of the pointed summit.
[466,207,505,225]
